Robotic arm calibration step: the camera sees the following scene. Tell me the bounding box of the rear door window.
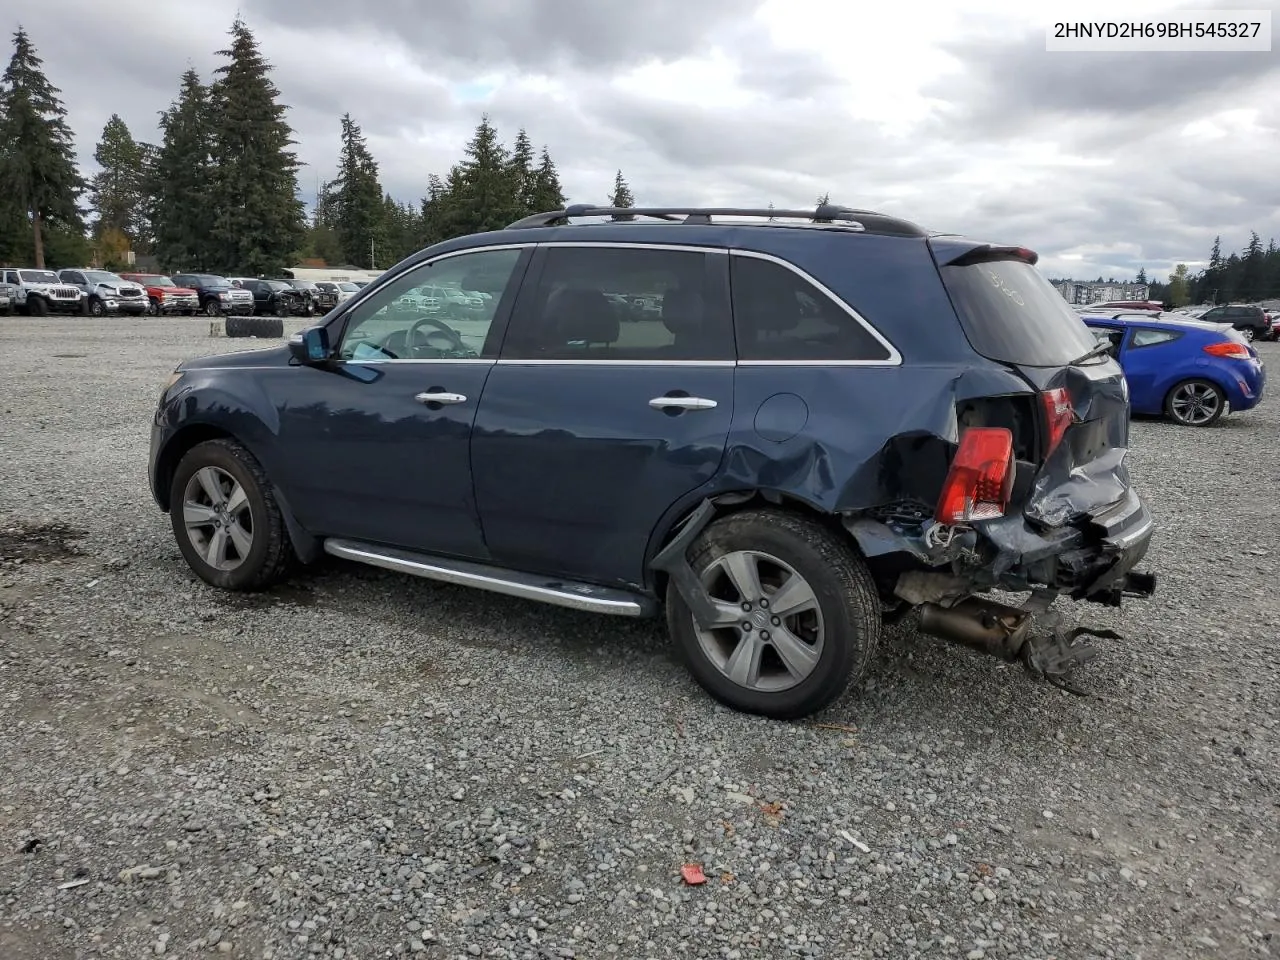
[939,258,1099,366]
[1129,328,1182,348]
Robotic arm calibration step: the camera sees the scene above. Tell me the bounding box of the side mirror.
[289,325,331,364]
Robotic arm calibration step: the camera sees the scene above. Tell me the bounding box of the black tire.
[666,508,881,719]
[1241,327,1256,342]
[1164,378,1226,427]
[225,314,285,338]
[88,298,106,316]
[204,299,222,317]
[169,438,294,591]
[147,300,159,316]
[28,296,48,317]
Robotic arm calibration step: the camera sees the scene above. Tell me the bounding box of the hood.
[179,344,291,371]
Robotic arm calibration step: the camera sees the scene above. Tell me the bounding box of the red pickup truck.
[119,273,201,316]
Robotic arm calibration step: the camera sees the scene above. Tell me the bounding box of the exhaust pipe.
[917,596,1034,661]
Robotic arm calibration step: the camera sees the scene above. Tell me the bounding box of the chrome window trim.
[729,249,903,367]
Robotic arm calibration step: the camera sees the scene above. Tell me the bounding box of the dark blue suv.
[149,204,1157,718]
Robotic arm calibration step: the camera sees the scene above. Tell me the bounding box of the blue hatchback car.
[1081,312,1266,426]
[149,204,1157,718]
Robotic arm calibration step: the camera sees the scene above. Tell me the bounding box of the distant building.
[1051,280,1150,305]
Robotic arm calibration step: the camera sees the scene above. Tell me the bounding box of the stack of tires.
[225,315,285,338]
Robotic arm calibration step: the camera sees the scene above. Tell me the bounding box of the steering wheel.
[406,315,469,356]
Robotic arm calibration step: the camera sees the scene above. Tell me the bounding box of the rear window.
[940,258,1100,367]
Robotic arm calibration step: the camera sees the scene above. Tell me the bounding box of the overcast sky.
[12,0,1280,282]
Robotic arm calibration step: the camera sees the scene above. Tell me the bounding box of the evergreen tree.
[445,115,515,235]
[380,193,420,264]
[508,128,536,215]
[529,146,566,212]
[1240,231,1264,301]
[1167,263,1190,307]
[300,178,342,264]
[609,169,635,208]
[815,192,831,206]
[89,114,145,246]
[1135,267,1147,285]
[329,113,385,269]
[0,28,85,268]
[152,69,213,271]
[419,173,448,246]
[205,18,304,276]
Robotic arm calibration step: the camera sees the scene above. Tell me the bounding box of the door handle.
[415,391,467,405]
[648,396,718,411]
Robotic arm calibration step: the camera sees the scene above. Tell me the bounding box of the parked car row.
[0,267,371,319]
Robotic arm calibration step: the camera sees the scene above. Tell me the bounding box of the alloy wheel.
[1169,382,1223,426]
[181,466,254,571]
[692,549,825,693]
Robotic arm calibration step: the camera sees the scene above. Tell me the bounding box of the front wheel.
[147,300,159,316]
[1165,378,1226,427]
[169,439,294,591]
[88,298,105,317]
[666,509,881,719]
[204,299,222,317]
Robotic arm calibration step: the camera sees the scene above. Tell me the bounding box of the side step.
[323,538,654,617]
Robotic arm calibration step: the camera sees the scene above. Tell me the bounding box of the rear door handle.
[415,391,467,405]
[648,396,718,411]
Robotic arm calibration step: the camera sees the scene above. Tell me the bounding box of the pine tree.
[508,128,536,215]
[1167,263,1190,307]
[609,169,635,208]
[329,113,385,269]
[89,114,145,247]
[1135,267,1147,285]
[205,18,304,276]
[816,192,831,206]
[0,28,85,267]
[380,193,420,264]
[152,69,213,271]
[419,173,448,246]
[445,115,515,235]
[529,146,566,212]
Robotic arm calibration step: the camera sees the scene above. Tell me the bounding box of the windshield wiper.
[1067,340,1115,366]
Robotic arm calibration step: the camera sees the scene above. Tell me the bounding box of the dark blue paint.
[1082,314,1266,417]
[470,363,734,586]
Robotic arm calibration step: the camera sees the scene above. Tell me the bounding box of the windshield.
[20,270,60,284]
[84,271,124,284]
[141,276,176,287]
[939,258,1100,367]
[338,282,359,292]
[266,280,290,291]
[198,275,232,287]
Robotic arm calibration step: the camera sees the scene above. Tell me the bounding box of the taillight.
[935,427,1015,524]
[1203,341,1250,359]
[1040,387,1074,458]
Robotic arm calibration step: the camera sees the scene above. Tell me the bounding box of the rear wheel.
[666,509,881,719]
[1241,327,1256,342]
[1165,378,1225,427]
[169,439,293,591]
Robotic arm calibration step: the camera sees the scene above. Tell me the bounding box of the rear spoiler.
[927,237,1039,267]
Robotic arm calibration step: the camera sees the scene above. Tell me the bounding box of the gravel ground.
[1,317,1277,960]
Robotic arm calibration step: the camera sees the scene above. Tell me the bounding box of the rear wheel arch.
[645,488,855,595]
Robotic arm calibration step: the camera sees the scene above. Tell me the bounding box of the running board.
[323,538,654,617]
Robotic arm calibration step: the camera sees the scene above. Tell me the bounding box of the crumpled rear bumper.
[976,486,1156,603]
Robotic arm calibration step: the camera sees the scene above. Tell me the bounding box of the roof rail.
[505,204,927,238]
